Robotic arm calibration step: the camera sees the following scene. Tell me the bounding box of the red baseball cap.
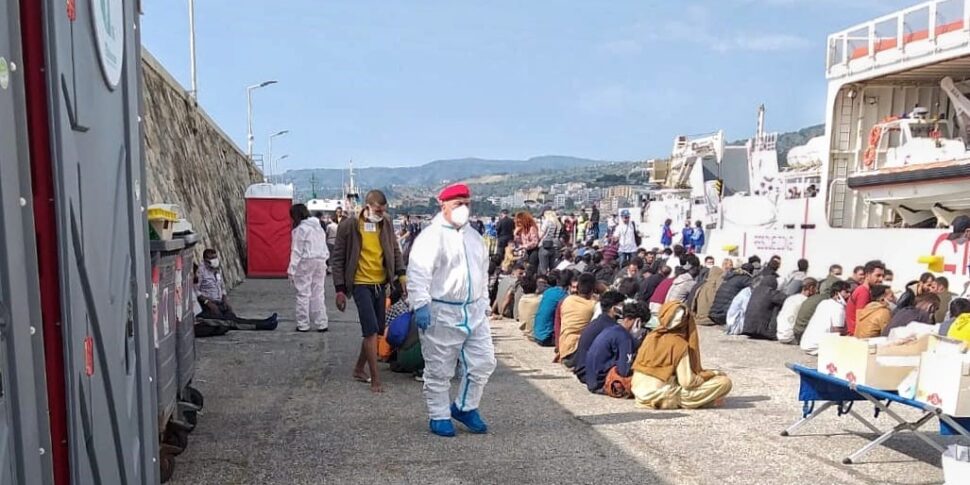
[438,183,471,201]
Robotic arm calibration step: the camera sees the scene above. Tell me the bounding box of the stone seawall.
[142,51,261,289]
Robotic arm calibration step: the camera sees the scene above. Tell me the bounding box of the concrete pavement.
[170,279,953,484]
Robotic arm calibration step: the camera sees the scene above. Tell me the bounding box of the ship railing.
[827,0,970,78]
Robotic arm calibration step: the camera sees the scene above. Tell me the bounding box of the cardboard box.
[916,337,970,417]
[817,335,929,390]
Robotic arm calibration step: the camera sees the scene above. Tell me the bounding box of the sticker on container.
[0,57,9,90]
[90,0,124,88]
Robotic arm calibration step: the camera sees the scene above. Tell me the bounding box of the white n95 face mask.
[208,258,220,269]
[367,213,383,223]
[451,205,470,227]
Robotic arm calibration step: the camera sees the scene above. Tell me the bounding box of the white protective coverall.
[289,218,330,331]
[407,213,497,420]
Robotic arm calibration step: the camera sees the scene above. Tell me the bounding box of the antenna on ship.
[346,160,360,211]
[756,103,766,140]
[310,173,318,199]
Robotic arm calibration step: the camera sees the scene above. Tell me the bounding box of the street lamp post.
[188,0,197,99]
[267,130,289,180]
[246,80,278,160]
[275,155,290,181]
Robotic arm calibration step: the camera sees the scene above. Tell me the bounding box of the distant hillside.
[283,155,612,197]
[731,124,825,166]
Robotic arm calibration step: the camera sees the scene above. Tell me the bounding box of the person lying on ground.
[854,284,894,338]
[195,249,278,332]
[631,301,732,409]
[776,278,817,344]
[881,292,940,337]
[800,281,851,355]
[559,273,599,368]
[586,301,651,398]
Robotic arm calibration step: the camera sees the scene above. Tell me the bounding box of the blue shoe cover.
[429,419,455,437]
[450,404,488,434]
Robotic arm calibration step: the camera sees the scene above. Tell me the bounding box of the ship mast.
[345,160,360,211]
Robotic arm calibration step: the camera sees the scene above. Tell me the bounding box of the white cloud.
[601,4,811,56]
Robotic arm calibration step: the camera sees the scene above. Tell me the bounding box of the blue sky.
[141,0,915,169]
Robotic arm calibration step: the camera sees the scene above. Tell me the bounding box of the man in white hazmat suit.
[408,183,496,437]
[288,204,330,332]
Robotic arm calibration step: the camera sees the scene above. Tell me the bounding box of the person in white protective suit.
[407,183,497,437]
[288,203,330,332]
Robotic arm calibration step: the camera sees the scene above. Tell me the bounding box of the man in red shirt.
[845,260,886,336]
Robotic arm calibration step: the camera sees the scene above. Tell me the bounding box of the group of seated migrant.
[489,231,733,409]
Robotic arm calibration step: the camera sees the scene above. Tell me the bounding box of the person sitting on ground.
[665,265,695,303]
[854,284,894,338]
[896,272,936,310]
[615,258,644,287]
[555,250,574,272]
[631,301,732,409]
[742,272,788,340]
[932,277,954,324]
[945,298,970,343]
[639,265,670,302]
[709,263,754,326]
[601,238,619,265]
[940,298,970,336]
[649,267,677,314]
[533,270,571,347]
[721,258,735,273]
[492,263,526,319]
[569,253,591,273]
[776,278,817,344]
[845,260,886,336]
[573,291,627,382]
[725,284,753,336]
[782,259,810,296]
[517,276,542,336]
[818,264,843,296]
[585,301,651,398]
[692,265,725,326]
[800,281,851,355]
[535,272,551,295]
[195,248,278,331]
[881,292,940,337]
[883,269,894,287]
[559,273,601,368]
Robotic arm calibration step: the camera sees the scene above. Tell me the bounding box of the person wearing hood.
[665,266,695,303]
[742,274,788,340]
[781,259,810,296]
[854,285,894,338]
[709,264,754,325]
[288,203,331,332]
[407,183,496,437]
[692,266,725,326]
[881,292,940,337]
[631,302,732,409]
[777,278,817,344]
[333,190,406,393]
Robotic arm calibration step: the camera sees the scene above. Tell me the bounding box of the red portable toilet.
[245,183,294,277]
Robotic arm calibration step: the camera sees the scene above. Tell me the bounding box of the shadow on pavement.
[170,279,671,484]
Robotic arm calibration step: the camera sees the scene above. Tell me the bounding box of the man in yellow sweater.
[559,273,598,368]
[332,190,405,393]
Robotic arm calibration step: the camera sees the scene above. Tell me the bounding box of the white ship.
[640,0,970,293]
[305,160,361,215]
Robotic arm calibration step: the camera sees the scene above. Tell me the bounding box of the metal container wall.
[37,0,158,483]
[175,236,198,394]
[0,1,53,483]
[150,240,184,432]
